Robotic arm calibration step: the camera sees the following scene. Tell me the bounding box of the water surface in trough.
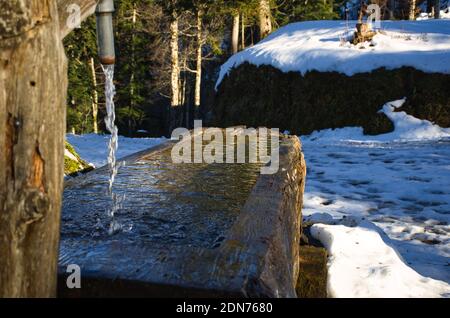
[61,146,262,250]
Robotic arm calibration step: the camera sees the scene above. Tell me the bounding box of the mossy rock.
[212,64,450,136]
[64,141,94,177]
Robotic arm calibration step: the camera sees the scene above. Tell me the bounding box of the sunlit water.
[61,146,262,249]
[102,65,127,235]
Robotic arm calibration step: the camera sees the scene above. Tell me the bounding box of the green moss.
[64,156,81,175]
[64,141,94,177]
[212,64,450,135]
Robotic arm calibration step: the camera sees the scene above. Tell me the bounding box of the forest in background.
[65,0,444,137]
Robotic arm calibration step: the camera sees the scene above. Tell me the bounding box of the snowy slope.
[216,20,450,88]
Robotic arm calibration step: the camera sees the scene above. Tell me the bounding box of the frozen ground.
[216,19,450,88]
[303,100,450,297]
[66,133,166,168]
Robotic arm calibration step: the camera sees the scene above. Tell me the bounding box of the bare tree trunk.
[241,13,246,50]
[128,4,137,135]
[194,9,203,113]
[259,0,272,40]
[232,13,240,54]
[88,57,98,134]
[409,0,416,20]
[389,0,396,19]
[435,0,441,19]
[170,14,180,108]
[0,0,67,297]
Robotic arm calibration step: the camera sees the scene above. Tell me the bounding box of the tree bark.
[0,0,67,297]
[434,0,441,19]
[259,0,272,40]
[389,0,396,19]
[88,57,99,134]
[241,13,245,50]
[409,0,416,20]
[0,0,98,298]
[232,13,240,54]
[194,9,203,112]
[170,14,180,107]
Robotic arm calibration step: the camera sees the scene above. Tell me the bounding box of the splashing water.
[103,65,118,194]
[102,65,131,235]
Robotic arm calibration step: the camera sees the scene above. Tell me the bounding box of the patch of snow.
[216,20,450,89]
[303,98,450,143]
[66,134,166,168]
[64,148,78,162]
[310,217,450,298]
[301,100,450,296]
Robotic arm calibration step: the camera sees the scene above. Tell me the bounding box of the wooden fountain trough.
[58,129,306,298]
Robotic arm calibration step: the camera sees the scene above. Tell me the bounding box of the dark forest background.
[64,0,442,137]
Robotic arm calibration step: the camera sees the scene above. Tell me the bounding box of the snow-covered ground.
[216,19,450,88]
[66,133,166,168]
[303,100,450,298]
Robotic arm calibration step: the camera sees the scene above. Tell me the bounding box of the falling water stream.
[102,64,130,235]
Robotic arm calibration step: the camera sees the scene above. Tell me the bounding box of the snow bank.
[301,103,450,297]
[216,20,450,88]
[66,134,166,168]
[310,217,450,298]
[303,98,450,143]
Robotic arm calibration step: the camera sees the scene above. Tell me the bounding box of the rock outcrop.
[212,63,450,136]
[64,141,93,177]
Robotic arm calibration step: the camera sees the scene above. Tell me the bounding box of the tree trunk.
[0,0,98,298]
[194,9,203,113]
[88,57,98,134]
[170,15,180,108]
[409,0,416,20]
[0,0,67,297]
[129,5,137,135]
[259,0,272,40]
[241,13,245,50]
[434,0,441,19]
[232,13,240,54]
[389,0,396,19]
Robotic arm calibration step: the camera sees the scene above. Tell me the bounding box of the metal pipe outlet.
[96,0,116,65]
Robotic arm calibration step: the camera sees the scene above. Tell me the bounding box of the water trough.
[58,130,306,298]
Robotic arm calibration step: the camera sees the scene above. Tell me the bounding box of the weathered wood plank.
[0,0,97,298]
[57,0,97,39]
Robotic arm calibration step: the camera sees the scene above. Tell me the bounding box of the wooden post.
[0,0,97,298]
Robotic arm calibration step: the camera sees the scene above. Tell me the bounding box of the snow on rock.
[303,98,450,143]
[66,134,166,168]
[310,218,450,298]
[216,20,450,89]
